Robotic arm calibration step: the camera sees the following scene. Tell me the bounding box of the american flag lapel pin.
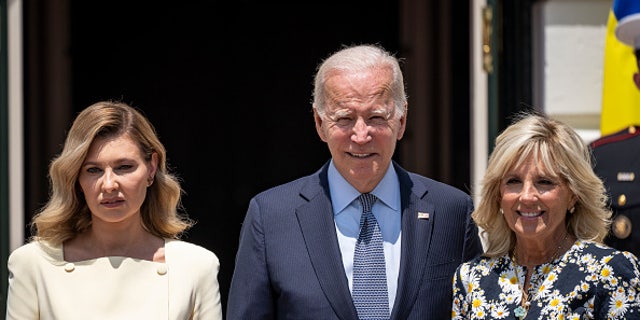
[417,212,429,220]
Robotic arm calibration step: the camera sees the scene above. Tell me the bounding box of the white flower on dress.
[608,289,630,317]
[490,304,510,319]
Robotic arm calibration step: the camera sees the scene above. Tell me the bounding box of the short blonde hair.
[31,101,193,245]
[474,112,611,257]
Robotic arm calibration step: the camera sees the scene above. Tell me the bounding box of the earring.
[569,206,575,214]
[500,208,504,215]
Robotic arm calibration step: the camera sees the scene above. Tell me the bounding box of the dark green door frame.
[1,0,10,315]
[487,0,537,153]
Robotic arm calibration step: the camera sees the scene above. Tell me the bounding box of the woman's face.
[78,133,157,225]
[499,155,576,243]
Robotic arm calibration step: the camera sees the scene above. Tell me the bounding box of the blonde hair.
[30,101,193,244]
[474,112,611,257]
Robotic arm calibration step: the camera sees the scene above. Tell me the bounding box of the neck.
[513,230,571,267]
[89,217,148,250]
[64,221,164,262]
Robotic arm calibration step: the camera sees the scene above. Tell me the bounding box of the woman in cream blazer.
[6,101,222,320]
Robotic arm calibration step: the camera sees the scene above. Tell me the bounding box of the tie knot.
[359,193,377,213]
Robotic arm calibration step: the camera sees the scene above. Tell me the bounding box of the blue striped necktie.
[352,193,390,320]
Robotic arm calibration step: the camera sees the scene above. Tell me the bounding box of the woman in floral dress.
[452,112,640,319]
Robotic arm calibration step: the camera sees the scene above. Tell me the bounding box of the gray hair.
[312,44,407,119]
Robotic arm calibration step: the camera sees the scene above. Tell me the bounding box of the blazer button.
[618,194,627,207]
[157,264,168,275]
[64,263,75,272]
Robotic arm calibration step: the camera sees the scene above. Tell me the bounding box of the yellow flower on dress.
[601,265,613,279]
[451,241,640,319]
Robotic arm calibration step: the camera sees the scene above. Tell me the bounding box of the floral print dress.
[452,240,640,319]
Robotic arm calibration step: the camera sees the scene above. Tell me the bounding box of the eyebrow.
[82,158,135,167]
[329,106,392,117]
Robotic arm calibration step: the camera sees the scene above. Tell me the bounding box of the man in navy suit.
[226,44,483,320]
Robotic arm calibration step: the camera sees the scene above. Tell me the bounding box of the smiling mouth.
[349,152,373,158]
[518,211,544,218]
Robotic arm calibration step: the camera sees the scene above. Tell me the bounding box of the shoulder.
[252,166,326,203]
[454,255,504,279]
[459,255,501,269]
[415,173,469,196]
[576,240,639,270]
[165,239,219,267]
[394,163,470,196]
[8,242,39,266]
[402,168,472,203]
[8,241,62,264]
[7,241,65,276]
[255,175,313,197]
[590,125,640,149]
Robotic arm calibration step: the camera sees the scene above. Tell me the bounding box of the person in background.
[6,101,223,320]
[452,112,640,319]
[226,43,483,320]
[590,0,640,258]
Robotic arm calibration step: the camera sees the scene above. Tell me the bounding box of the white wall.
[533,0,611,144]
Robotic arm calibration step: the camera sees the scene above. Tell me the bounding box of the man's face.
[313,67,406,193]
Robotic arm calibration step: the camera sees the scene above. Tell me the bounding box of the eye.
[86,167,102,174]
[117,164,135,171]
[334,117,354,127]
[505,177,521,184]
[368,115,388,126]
[537,178,554,185]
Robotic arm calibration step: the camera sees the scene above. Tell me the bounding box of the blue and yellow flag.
[600,0,640,136]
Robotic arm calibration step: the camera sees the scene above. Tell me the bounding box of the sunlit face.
[78,133,157,225]
[499,155,576,243]
[314,67,406,192]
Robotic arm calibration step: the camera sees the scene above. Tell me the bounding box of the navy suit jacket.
[227,161,483,319]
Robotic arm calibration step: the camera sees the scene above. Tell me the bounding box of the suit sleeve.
[227,197,275,320]
[462,197,483,262]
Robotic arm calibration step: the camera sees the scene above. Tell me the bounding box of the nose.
[101,169,119,193]
[351,117,372,144]
[519,181,539,202]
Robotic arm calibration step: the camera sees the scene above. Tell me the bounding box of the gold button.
[64,263,75,272]
[612,215,632,239]
[157,264,167,275]
[618,194,627,206]
[630,126,637,134]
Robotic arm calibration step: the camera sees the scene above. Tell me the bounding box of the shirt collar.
[327,160,400,215]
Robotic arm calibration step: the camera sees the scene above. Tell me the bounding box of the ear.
[396,102,408,140]
[569,195,578,212]
[313,105,328,142]
[149,152,159,178]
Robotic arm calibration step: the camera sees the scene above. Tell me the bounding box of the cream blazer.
[6,239,222,320]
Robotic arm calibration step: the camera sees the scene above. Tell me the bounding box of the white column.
[8,0,25,251]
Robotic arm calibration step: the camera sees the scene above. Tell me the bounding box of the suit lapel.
[294,163,435,320]
[295,168,359,320]
[391,166,434,320]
